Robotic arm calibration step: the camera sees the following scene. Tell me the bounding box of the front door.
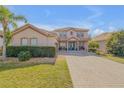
[68,42,76,50]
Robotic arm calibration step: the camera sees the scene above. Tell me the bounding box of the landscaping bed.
[0,56,56,64]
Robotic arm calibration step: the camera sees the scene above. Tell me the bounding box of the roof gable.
[93,32,112,41]
[12,24,56,37]
[68,37,79,41]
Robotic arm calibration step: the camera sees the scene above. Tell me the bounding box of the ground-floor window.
[30,38,37,46]
[21,38,38,46]
[21,38,28,46]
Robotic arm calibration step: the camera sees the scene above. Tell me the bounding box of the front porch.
[58,41,88,51]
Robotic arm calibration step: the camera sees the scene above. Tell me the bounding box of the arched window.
[21,38,28,46]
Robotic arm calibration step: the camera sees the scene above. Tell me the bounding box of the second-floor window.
[70,31,73,35]
[59,32,66,38]
[77,32,84,38]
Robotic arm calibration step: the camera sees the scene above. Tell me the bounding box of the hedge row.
[6,46,56,57]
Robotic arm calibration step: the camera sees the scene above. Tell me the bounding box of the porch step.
[58,51,95,56]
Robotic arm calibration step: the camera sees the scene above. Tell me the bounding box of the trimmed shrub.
[18,51,31,61]
[7,46,56,57]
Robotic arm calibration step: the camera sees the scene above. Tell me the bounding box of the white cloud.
[91,28,105,37]
[90,26,117,37]
[108,26,116,32]
[83,6,103,21]
[32,23,62,31]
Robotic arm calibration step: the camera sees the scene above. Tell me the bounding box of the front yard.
[0,56,73,88]
[104,54,124,64]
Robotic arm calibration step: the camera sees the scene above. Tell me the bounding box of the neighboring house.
[54,27,89,51]
[1,23,89,51]
[0,31,3,48]
[93,32,112,52]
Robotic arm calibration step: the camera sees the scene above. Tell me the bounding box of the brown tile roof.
[53,27,89,32]
[93,32,112,41]
[13,24,57,37]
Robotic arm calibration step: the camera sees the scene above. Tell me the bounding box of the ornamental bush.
[18,51,31,61]
[7,46,56,57]
[106,30,124,56]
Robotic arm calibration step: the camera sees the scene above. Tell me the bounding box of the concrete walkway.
[66,54,124,88]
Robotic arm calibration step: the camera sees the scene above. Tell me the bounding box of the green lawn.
[0,56,73,88]
[104,54,124,64]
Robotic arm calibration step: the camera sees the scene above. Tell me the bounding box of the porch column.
[77,41,79,51]
[67,41,68,51]
[58,43,59,52]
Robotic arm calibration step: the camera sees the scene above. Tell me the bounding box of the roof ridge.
[53,27,89,32]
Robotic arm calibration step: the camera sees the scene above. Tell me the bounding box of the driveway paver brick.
[66,54,124,88]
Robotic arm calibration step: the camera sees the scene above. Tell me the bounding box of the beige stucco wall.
[67,31,77,38]
[56,31,88,39]
[55,31,89,50]
[84,41,88,50]
[12,28,57,47]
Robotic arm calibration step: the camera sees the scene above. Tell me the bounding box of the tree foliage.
[88,40,99,52]
[0,5,27,60]
[106,30,124,56]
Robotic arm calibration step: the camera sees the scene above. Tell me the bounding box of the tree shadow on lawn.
[0,58,56,72]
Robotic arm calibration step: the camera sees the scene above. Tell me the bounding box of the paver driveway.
[65,52,124,88]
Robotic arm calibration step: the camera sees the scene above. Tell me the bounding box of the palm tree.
[0,6,27,61]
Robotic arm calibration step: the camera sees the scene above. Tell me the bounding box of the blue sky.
[4,5,124,36]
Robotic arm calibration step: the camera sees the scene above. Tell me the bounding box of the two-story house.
[9,24,89,51]
[54,27,89,51]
